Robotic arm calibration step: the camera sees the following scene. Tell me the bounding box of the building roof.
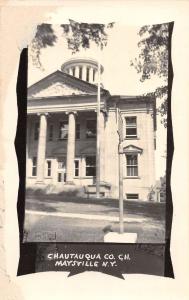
[27,69,156,131]
[28,70,109,99]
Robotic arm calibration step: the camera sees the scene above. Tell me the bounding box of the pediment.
[123,144,143,154]
[28,70,101,99]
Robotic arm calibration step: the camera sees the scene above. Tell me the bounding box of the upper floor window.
[125,117,137,138]
[86,120,96,138]
[76,123,80,139]
[59,121,68,140]
[48,124,53,141]
[126,154,138,177]
[34,122,39,141]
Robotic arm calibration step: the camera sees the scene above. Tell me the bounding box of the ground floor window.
[85,156,96,176]
[46,160,52,177]
[32,157,37,176]
[126,193,139,200]
[126,154,138,176]
[57,158,66,182]
[74,159,79,177]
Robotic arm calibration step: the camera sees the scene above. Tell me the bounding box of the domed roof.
[61,57,104,73]
[61,57,104,85]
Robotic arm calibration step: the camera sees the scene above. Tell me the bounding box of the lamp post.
[117,107,124,233]
[118,142,124,233]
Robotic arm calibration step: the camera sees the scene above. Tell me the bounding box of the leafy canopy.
[30,20,114,69]
[131,23,170,127]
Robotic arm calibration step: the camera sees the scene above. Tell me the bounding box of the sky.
[28,22,167,180]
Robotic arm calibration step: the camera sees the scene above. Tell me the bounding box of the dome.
[61,57,104,84]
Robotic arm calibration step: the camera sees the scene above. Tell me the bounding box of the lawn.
[24,193,166,243]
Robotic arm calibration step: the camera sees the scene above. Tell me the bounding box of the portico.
[27,108,106,188]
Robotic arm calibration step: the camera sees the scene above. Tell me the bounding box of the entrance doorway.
[57,157,66,183]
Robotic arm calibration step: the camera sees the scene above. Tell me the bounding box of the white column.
[69,68,72,75]
[66,111,76,183]
[99,111,105,182]
[89,67,93,83]
[75,66,79,78]
[36,113,48,183]
[82,65,87,81]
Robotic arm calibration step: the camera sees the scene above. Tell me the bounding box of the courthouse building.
[26,57,156,200]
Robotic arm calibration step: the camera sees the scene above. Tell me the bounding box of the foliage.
[30,23,57,69]
[30,20,114,69]
[131,23,170,127]
[61,19,114,52]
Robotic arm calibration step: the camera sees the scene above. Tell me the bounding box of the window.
[86,156,96,176]
[74,160,79,177]
[86,120,96,138]
[125,117,137,138]
[58,160,65,169]
[93,69,96,82]
[32,157,37,176]
[58,173,62,182]
[126,154,138,176]
[79,66,82,79]
[48,124,53,141]
[46,160,52,177]
[126,194,139,200]
[72,67,75,77]
[59,121,68,140]
[57,159,66,182]
[76,123,80,139]
[34,122,39,140]
[86,67,90,82]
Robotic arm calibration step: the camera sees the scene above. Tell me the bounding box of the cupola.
[61,57,104,84]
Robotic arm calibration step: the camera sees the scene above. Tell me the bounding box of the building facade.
[26,58,156,200]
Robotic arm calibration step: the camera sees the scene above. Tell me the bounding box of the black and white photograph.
[23,20,170,244]
[2,1,189,299]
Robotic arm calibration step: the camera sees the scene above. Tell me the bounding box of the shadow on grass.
[26,188,165,221]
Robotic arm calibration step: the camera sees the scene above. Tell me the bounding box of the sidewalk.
[25,209,146,223]
[25,195,165,221]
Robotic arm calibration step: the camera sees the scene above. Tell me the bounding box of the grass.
[24,192,166,243]
[26,192,165,221]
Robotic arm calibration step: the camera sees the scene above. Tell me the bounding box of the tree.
[131,23,170,127]
[30,20,114,69]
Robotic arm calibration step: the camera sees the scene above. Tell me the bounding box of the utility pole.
[96,44,101,198]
